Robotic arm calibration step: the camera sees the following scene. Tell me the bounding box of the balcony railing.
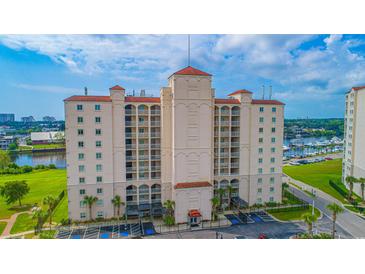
[138,121,149,127]
[138,155,149,160]
[126,144,136,149]
[138,144,149,149]
[151,132,160,138]
[138,110,149,115]
[220,121,230,126]
[150,121,160,126]
[151,188,161,193]
[231,142,240,147]
[126,189,137,195]
[139,166,149,171]
[125,132,136,138]
[126,167,137,172]
[231,132,240,137]
[231,121,240,126]
[220,162,229,167]
[220,153,229,157]
[126,156,136,161]
[125,121,136,127]
[220,132,230,137]
[231,152,240,157]
[125,110,136,115]
[220,142,229,147]
[221,110,230,115]
[138,133,149,138]
[151,143,161,148]
[230,162,239,168]
[231,111,240,116]
[150,110,161,115]
[151,166,161,171]
[151,155,161,160]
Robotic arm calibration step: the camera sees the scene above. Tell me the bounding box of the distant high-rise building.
[43,116,56,122]
[343,86,365,196]
[21,116,35,123]
[0,113,15,123]
[64,66,285,223]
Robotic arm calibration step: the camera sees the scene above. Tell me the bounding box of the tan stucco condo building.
[343,86,365,196]
[64,66,285,224]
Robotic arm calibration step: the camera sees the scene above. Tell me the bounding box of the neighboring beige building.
[343,86,365,196]
[64,66,285,224]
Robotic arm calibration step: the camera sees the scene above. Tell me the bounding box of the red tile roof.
[110,85,125,91]
[172,66,211,77]
[251,99,285,105]
[228,89,253,96]
[64,95,112,102]
[215,98,240,104]
[175,181,212,189]
[125,97,160,103]
[188,209,202,218]
[352,85,365,91]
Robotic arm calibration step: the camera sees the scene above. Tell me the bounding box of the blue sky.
[1,34,365,120]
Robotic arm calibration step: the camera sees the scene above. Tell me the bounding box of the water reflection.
[9,151,66,169]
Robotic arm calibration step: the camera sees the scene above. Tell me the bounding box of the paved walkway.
[285,175,365,238]
[0,211,31,237]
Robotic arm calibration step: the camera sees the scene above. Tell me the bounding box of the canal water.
[7,137,341,168]
[10,151,66,169]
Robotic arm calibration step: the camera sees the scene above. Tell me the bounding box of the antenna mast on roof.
[84,87,88,96]
[269,85,272,99]
[188,34,191,66]
[262,85,265,99]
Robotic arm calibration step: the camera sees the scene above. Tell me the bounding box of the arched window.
[125,104,136,115]
[138,104,148,115]
[151,183,161,193]
[231,106,240,116]
[219,180,229,189]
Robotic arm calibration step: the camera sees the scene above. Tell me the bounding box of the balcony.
[220,153,229,157]
[231,142,240,147]
[138,110,149,115]
[220,121,230,126]
[150,121,160,127]
[125,121,136,127]
[231,131,240,137]
[231,121,240,126]
[126,144,136,149]
[138,121,149,127]
[220,132,230,137]
[151,132,160,138]
[151,143,160,149]
[138,133,149,138]
[221,110,230,115]
[151,155,161,160]
[126,156,136,161]
[220,142,229,147]
[125,132,136,138]
[150,110,161,115]
[126,189,137,195]
[151,166,161,172]
[125,110,136,115]
[232,111,240,116]
[231,152,240,157]
[230,162,239,168]
[220,162,229,167]
[139,166,149,171]
[138,155,149,160]
[126,167,137,172]
[151,188,161,193]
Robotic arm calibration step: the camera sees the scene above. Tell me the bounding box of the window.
[80,201,86,208]
[78,141,84,148]
[272,107,277,113]
[269,197,274,202]
[96,152,102,159]
[96,211,104,218]
[270,167,275,173]
[257,198,262,204]
[97,188,103,194]
[95,129,102,135]
[258,168,263,174]
[257,178,263,184]
[79,177,85,184]
[271,137,276,143]
[271,147,276,153]
[95,104,101,111]
[270,177,275,183]
[96,141,102,147]
[259,137,263,143]
[257,188,262,193]
[78,153,85,160]
[272,117,276,123]
[96,164,102,172]
[258,158,263,164]
[270,187,275,192]
[259,107,264,112]
[77,116,83,123]
[270,157,275,163]
[259,127,264,133]
[258,148,263,154]
[80,212,86,219]
[79,165,85,172]
[271,127,276,133]
[96,200,104,206]
[80,189,86,195]
[259,117,264,123]
[77,104,83,111]
[95,117,101,123]
[96,176,103,183]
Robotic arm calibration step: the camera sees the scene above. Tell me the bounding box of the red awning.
[188,209,202,218]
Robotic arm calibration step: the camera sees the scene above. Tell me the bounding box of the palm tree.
[346,176,358,201]
[111,195,125,219]
[326,202,344,239]
[217,188,226,210]
[163,200,175,217]
[32,208,46,233]
[84,195,98,221]
[359,178,365,202]
[210,196,220,221]
[43,195,56,230]
[226,185,234,209]
[301,212,318,237]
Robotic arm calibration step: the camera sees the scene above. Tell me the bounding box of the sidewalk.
[0,211,31,238]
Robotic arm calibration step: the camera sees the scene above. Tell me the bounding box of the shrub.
[8,163,19,169]
[329,180,348,198]
[21,165,33,173]
[39,230,56,239]
[48,164,56,169]
[163,215,175,226]
[34,164,47,170]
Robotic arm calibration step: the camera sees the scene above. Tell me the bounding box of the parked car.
[325,157,333,160]
[258,233,268,239]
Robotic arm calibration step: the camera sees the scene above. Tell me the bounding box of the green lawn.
[10,213,36,234]
[0,221,7,235]
[283,159,347,203]
[268,206,320,221]
[0,169,67,220]
[32,143,65,150]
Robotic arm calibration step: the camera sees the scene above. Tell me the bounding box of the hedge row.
[0,163,56,175]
